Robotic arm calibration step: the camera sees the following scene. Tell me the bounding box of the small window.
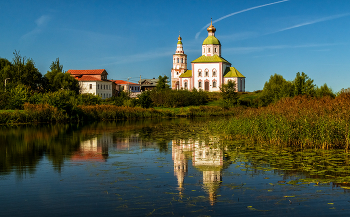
[177,72,179,75]
[177,58,179,63]
[205,69,209,77]
[184,82,188,89]
[90,84,92,89]
[214,47,217,53]
[198,81,202,88]
[208,48,210,52]
[181,58,183,63]
[213,81,217,88]
[212,69,217,77]
[98,84,99,89]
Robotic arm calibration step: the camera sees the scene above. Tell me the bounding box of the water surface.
[1,119,350,216]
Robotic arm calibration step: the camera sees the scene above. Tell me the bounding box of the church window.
[198,69,202,77]
[212,69,217,77]
[208,48,210,52]
[181,58,183,63]
[184,81,188,89]
[214,47,217,53]
[198,81,202,88]
[97,84,99,89]
[205,69,209,77]
[177,72,179,75]
[177,58,179,63]
[90,84,92,89]
[213,81,217,88]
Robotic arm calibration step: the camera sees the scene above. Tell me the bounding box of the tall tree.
[220,80,238,107]
[156,75,170,91]
[260,73,294,105]
[44,58,80,94]
[0,51,43,92]
[293,72,315,96]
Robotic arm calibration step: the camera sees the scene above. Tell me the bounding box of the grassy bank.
[0,103,240,124]
[211,94,350,149]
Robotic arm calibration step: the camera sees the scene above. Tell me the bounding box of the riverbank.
[211,94,350,149]
[0,103,239,124]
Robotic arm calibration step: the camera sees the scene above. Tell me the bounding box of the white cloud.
[224,43,342,54]
[195,0,289,39]
[21,15,51,40]
[271,13,350,34]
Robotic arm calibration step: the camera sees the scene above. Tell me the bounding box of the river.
[1,118,350,216]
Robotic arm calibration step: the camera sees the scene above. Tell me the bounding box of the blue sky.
[1,0,350,91]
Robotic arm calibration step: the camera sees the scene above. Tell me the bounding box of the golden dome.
[178,35,182,41]
[207,18,216,33]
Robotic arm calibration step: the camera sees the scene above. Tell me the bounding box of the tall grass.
[212,94,350,149]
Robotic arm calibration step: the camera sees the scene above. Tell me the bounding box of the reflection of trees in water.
[0,124,81,177]
[0,118,219,180]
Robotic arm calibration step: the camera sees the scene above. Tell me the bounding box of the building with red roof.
[111,80,141,98]
[67,69,113,99]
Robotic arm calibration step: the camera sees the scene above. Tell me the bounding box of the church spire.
[176,33,184,54]
[207,18,216,36]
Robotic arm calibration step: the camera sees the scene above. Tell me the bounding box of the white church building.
[171,20,245,92]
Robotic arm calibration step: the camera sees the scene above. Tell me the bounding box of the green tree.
[0,51,43,92]
[293,72,315,96]
[44,58,80,94]
[138,91,152,108]
[220,80,238,107]
[315,83,335,98]
[260,74,294,105]
[155,75,170,91]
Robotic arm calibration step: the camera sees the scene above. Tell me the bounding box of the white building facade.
[67,69,113,99]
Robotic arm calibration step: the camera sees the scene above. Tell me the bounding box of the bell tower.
[171,34,187,90]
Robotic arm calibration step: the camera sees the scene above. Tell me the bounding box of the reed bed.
[212,94,350,149]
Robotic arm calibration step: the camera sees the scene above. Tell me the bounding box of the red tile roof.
[67,69,106,75]
[75,75,102,81]
[111,80,139,85]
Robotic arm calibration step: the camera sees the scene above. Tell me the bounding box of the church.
[171,20,245,92]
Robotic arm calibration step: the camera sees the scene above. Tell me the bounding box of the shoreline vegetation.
[211,93,350,149]
[0,103,238,125]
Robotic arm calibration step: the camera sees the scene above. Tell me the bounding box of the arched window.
[214,47,217,53]
[198,81,202,88]
[181,58,183,63]
[205,69,209,77]
[208,48,210,52]
[184,81,188,89]
[212,69,217,77]
[177,58,179,63]
[198,69,202,77]
[213,81,217,88]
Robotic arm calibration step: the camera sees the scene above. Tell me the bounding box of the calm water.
[1,119,350,216]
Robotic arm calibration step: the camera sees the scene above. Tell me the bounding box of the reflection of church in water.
[172,137,223,206]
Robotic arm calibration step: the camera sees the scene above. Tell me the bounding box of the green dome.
[202,36,220,45]
[177,41,183,44]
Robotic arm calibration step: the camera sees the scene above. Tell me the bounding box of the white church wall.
[192,63,221,92]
